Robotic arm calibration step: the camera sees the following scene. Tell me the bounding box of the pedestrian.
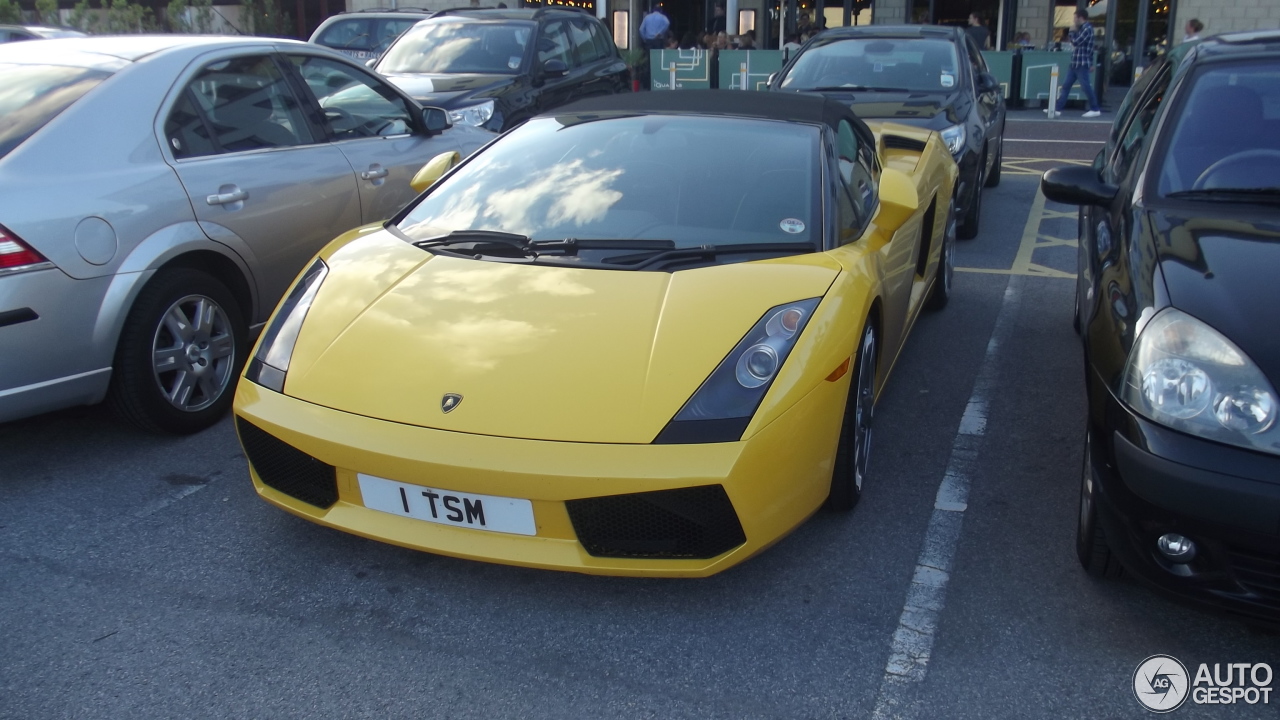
[965,13,989,50]
[737,31,754,49]
[783,32,802,61]
[707,3,726,35]
[1183,18,1204,42]
[796,11,813,37]
[664,33,680,50]
[639,5,670,51]
[1048,9,1101,118]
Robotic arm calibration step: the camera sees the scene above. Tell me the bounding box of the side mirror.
[1041,166,1119,206]
[767,72,777,86]
[977,72,1000,93]
[422,106,451,136]
[876,167,920,229]
[542,58,569,79]
[365,57,378,68]
[410,151,461,193]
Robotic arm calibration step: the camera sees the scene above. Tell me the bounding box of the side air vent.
[884,134,927,152]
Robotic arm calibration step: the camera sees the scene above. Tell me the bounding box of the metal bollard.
[740,62,748,91]
[669,62,676,90]
[1047,64,1059,119]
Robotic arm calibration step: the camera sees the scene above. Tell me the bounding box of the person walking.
[639,5,671,51]
[965,13,990,50]
[1049,9,1102,118]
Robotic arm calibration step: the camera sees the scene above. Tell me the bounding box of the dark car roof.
[553,90,864,134]
[429,8,591,21]
[814,24,962,41]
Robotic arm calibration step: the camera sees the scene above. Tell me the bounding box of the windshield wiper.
[414,230,533,251]
[805,85,906,93]
[1166,188,1280,203]
[602,242,817,270]
[413,232,676,260]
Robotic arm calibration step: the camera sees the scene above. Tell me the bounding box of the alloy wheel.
[150,294,236,412]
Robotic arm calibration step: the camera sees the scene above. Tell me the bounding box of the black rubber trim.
[0,308,38,328]
[566,484,747,559]
[652,417,751,444]
[1113,432,1280,535]
[884,134,927,152]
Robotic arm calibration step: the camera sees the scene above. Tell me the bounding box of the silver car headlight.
[448,100,495,127]
[244,259,328,393]
[940,124,966,157]
[1122,308,1278,454]
[654,298,821,444]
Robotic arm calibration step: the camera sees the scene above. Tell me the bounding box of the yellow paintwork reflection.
[235,124,958,576]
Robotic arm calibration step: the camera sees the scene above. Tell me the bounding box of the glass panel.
[185,56,311,153]
[165,91,217,159]
[290,56,414,139]
[378,20,533,74]
[780,37,960,93]
[0,64,111,159]
[538,21,573,67]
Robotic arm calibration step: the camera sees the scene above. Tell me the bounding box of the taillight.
[0,225,49,271]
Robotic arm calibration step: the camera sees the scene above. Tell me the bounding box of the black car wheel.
[109,269,248,434]
[826,323,877,512]
[1077,431,1125,578]
[958,158,983,240]
[984,135,1003,188]
[926,200,957,311]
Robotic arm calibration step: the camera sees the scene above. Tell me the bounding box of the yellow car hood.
[283,230,839,443]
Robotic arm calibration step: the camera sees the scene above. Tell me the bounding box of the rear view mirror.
[876,167,920,229]
[366,58,378,68]
[977,72,1000,93]
[1041,166,1119,206]
[422,106,451,136]
[410,151,461,193]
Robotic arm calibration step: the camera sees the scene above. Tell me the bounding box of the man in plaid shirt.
[1051,9,1102,117]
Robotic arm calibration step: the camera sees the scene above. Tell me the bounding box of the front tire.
[1077,431,1125,579]
[926,200,957,311]
[984,136,1003,188]
[109,269,247,434]
[826,323,877,512]
[958,162,983,240]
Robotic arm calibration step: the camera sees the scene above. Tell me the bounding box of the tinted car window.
[178,56,312,155]
[0,63,111,159]
[587,20,616,61]
[569,19,603,65]
[780,37,961,93]
[837,120,877,232]
[290,55,414,139]
[1111,71,1169,183]
[1157,60,1280,195]
[379,20,532,74]
[165,90,218,159]
[538,21,573,67]
[397,114,821,247]
[317,18,420,54]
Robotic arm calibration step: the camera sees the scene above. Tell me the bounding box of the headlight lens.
[447,100,495,127]
[1122,308,1278,452]
[940,124,966,157]
[244,259,328,393]
[654,298,821,443]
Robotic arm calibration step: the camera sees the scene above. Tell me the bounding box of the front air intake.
[236,418,338,509]
[566,485,747,559]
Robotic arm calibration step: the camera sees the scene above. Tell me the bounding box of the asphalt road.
[2,124,1276,718]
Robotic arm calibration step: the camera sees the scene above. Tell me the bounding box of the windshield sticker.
[941,73,955,88]
[509,56,522,69]
[873,62,884,73]
[780,218,806,234]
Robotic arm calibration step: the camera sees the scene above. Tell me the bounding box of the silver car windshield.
[378,20,533,75]
[780,37,961,93]
[0,63,111,159]
[397,114,821,248]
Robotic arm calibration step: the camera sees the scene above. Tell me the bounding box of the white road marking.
[1004,138,1104,144]
[870,276,1024,720]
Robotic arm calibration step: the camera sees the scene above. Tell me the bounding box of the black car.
[1042,31,1280,623]
[373,7,629,133]
[770,25,1005,240]
[0,25,86,43]
[308,8,433,61]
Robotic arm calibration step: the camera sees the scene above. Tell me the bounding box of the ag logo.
[441,393,463,414]
[1134,655,1190,713]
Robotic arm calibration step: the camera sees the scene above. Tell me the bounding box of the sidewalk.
[1006,83,1129,124]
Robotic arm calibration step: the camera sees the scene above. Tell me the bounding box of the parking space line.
[870,276,1024,720]
[956,189,1076,278]
[998,156,1090,176]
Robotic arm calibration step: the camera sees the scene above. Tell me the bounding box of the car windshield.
[397,114,821,248]
[780,37,961,93]
[0,63,111,159]
[1157,60,1280,196]
[378,20,532,75]
[316,17,422,54]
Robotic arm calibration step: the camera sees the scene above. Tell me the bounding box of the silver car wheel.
[150,294,235,412]
[852,327,876,491]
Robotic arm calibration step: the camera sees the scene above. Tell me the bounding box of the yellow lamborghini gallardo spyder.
[233,91,958,577]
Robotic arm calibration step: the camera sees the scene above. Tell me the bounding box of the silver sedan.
[0,36,489,433]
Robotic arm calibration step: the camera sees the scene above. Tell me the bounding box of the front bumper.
[1089,373,1280,621]
[233,374,846,577]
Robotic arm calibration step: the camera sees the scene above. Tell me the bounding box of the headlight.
[1122,308,1278,454]
[939,124,966,157]
[244,259,328,393]
[654,298,821,444]
[447,100,495,127]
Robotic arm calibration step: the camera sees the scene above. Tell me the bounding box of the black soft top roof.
[551,90,867,135]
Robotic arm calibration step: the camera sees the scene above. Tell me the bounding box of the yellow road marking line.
[956,186,1077,278]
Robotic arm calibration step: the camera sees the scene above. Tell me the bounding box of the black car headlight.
[244,259,328,393]
[654,298,821,444]
[1121,308,1278,455]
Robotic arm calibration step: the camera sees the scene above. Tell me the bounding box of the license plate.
[357,473,536,536]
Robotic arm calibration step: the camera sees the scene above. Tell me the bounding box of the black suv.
[373,8,629,133]
[770,25,1005,239]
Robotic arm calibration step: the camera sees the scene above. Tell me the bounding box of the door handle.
[206,189,248,206]
[360,167,389,180]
